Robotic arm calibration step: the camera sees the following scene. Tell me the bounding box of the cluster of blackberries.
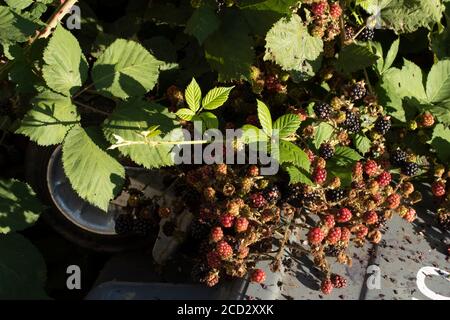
[114,214,154,236]
[343,111,361,133]
[319,143,335,160]
[390,149,419,176]
[314,102,332,120]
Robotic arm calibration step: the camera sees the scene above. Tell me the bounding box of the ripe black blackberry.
[325,245,342,257]
[390,149,407,166]
[348,82,367,101]
[343,111,361,133]
[402,162,419,176]
[358,28,375,41]
[313,102,332,120]
[190,221,210,240]
[114,214,134,235]
[319,143,335,160]
[326,188,345,202]
[286,185,303,207]
[374,116,391,135]
[264,185,281,204]
[133,218,153,236]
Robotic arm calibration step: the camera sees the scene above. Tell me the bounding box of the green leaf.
[429,124,450,162]
[42,25,88,96]
[353,133,372,155]
[426,60,450,103]
[361,0,444,34]
[327,164,353,187]
[427,103,450,125]
[5,0,33,11]
[0,6,38,43]
[0,233,48,299]
[92,39,162,99]
[240,124,268,144]
[335,43,379,74]
[199,112,218,129]
[382,38,400,73]
[103,98,178,170]
[273,114,301,139]
[264,15,323,72]
[333,146,362,166]
[185,78,202,112]
[185,6,220,45]
[176,108,196,121]
[431,27,450,60]
[0,179,43,234]
[62,126,126,212]
[16,90,80,146]
[313,122,334,149]
[202,86,234,110]
[285,165,313,185]
[257,100,272,136]
[204,11,254,82]
[279,141,310,171]
[237,0,299,13]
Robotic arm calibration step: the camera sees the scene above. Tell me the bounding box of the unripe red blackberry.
[353,162,363,180]
[235,217,249,233]
[327,227,342,244]
[323,214,335,228]
[420,112,435,127]
[251,269,266,283]
[331,274,347,288]
[238,246,249,259]
[207,251,222,269]
[216,241,233,259]
[364,160,379,177]
[340,227,351,242]
[247,165,259,177]
[329,3,342,19]
[311,1,328,16]
[355,224,368,239]
[403,208,416,222]
[364,210,378,225]
[220,214,235,228]
[205,271,219,287]
[432,181,446,197]
[210,226,224,242]
[336,208,352,222]
[249,193,267,209]
[308,227,325,245]
[386,193,401,209]
[377,171,391,187]
[321,279,334,295]
[314,167,327,185]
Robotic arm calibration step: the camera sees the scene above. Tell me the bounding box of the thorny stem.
[272,213,295,270]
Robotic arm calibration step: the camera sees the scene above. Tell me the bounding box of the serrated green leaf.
[62,126,125,212]
[103,98,178,170]
[237,0,299,13]
[204,11,254,82]
[285,165,313,185]
[333,146,362,166]
[273,114,301,139]
[257,100,272,136]
[264,15,323,72]
[240,124,268,144]
[353,133,372,155]
[5,0,33,11]
[185,6,220,45]
[336,43,379,74]
[279,140,310,171]
[199,112,218,129]
[327,165,353,187]
[426,60,450,103]
[0,233,48,299]
[92,39,162,99]
[382,38,399,73]
[202,86,234,110]
[0,179,43,234]
[16,90,80,146]
[185,78,202,112]
[427,103,450,125]
[361,0,444,34]
[42,24,88,96]
[176,108,196,121]
[431,27,450,60]
[313,122,334,149]
[429,124,450,162]
[0,6,38,43]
